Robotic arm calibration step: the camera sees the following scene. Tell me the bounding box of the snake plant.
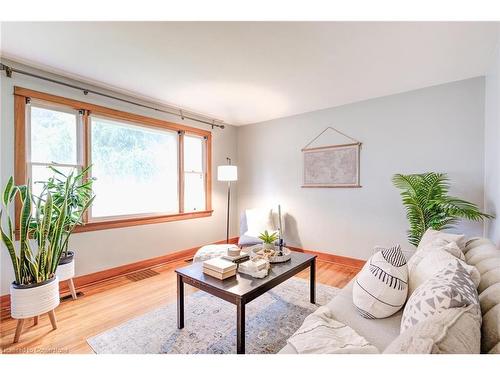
[1,177,68,285]
[0,171,93,286]
[392,172,493,247]
[42,166,95,258]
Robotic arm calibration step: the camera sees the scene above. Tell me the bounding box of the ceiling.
[1,22,498,126]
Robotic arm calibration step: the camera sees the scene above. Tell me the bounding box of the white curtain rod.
[0,62,226,130]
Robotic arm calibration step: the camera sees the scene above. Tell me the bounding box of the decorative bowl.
[249,245,292,263]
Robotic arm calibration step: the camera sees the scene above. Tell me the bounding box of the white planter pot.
[56,256,75,282]
[263,243,275,251]
[10,276,60,319]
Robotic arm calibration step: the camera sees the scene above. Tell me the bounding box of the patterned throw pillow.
[401,259,479,332]
[353,245,408,319]
[384,305,481,354]
[408,247,480,296]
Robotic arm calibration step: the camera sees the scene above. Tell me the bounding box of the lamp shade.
[217,165,238,181]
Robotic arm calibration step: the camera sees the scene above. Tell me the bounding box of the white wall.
[237,78,486,259]
[0,61,490,294]
[485,30,500,246]
[0,60,239,295]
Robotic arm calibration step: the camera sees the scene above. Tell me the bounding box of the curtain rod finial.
[1,64,13,78]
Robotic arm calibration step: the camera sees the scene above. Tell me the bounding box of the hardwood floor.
[0,258,360,354]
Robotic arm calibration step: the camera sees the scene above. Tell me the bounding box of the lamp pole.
[225,157,232,244]
[218,158,237,245]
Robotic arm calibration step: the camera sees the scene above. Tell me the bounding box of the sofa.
[279,237,500,354]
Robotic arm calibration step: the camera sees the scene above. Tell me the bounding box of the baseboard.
[0,238,364,313]
[0,237,239,312]
[287,246,365,269]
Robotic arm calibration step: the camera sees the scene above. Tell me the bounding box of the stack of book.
[238,258,270,278]
[203,257,237,280]
[221,253,250,264]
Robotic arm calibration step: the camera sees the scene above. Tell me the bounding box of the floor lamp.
[217,158,238,244]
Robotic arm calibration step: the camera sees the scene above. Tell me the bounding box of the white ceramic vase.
[263,242,275,251]
[56,253,75,282]
[10,276,60,319]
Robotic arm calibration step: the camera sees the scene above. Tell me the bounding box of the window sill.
[74,210,214,233]
[15,211,214,239]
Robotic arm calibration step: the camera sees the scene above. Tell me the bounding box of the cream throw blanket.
[287,306,379,354]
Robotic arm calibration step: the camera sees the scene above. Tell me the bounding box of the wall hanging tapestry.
[302,127,361,188]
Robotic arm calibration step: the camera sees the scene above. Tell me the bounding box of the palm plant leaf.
[393,172,493,246]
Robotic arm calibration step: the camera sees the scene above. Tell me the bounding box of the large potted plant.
[43,166,94,299]
[392,172,493,246]
[0,176,73,343]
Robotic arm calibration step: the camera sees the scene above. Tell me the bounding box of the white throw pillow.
[407,239,464,276]
[407,240,479,296]
[401,259,480,333]
[418,228,466,251]
[353,244,408,319]
[243,208,276,238]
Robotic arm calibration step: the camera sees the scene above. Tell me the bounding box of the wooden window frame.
[14,86,213,233]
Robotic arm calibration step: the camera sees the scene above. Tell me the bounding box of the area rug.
[87,277,339,354]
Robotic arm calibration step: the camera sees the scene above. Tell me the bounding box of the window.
[28,103,81,199]
[183,135,206,212]
[90,116,179,219]
[15,87,212,232]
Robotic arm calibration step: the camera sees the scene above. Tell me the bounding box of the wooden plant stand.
[67,278,77,300]
[14,309,58,343]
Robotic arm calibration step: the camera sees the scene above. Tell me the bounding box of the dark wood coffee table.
[175,251,316,354]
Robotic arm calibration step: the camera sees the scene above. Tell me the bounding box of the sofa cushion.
[408,247,479,296]
[401,259,479,332]
[352,244,408,319]
[328,286,403,350]
[479,283,500,315]
[407,239,465,277]
[482,303,500,353]
[384,305,481,354]
[279,279,402,354]
[418,228,466,251]
[463,238,491,254]
[466,248,500,266]
[475,257,500,276]
[478,268,500,295]
[456,237,500,353]
[488,342,500,354]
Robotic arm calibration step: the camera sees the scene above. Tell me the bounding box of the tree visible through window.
[18,91,212,231]
[28,104,80,200]
[90,116,179,218]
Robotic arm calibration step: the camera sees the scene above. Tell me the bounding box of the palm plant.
[259,230,279,244]
[392,172,493,247]
[0,177,70,285]
[41,166,95,258]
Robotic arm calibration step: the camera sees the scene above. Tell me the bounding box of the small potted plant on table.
[259,230,279,251]
[44,166,95,300]
[0,177,75,343]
